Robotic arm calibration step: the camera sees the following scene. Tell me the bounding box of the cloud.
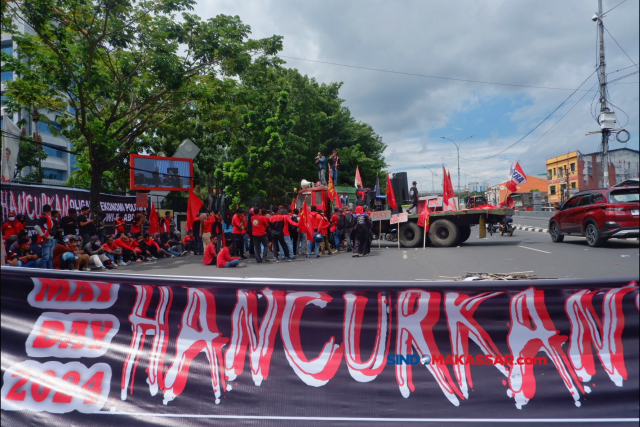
[199,0,639,186]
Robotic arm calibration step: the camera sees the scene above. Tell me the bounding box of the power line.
[603,25,640,71]
[603,0,628,15]
[279,55,592,92]
[459,70,596,161]
[607,63,638,75]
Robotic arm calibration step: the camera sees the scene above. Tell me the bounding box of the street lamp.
[441,135,473,193]
[422,167,438,194]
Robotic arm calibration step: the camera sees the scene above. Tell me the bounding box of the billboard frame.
[129,154,194,192]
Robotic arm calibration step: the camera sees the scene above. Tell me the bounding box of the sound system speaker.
[389,172,409,213]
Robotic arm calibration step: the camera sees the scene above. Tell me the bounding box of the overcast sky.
[199,0,639,190]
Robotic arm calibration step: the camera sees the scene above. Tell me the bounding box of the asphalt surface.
[104,228,639,281]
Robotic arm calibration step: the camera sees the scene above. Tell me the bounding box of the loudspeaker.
[389,172,409,213]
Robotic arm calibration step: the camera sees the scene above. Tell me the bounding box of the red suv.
[549,186,639,247]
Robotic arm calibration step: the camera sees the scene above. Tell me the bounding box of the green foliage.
[15,141,48,181]
[2,0,282,212]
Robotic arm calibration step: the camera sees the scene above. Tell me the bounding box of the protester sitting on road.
[102,235,127,266]
[84,235,115,269]
[8,237,40,268]
[114,233,137,263]
[217,238,245,268]
[153,232,175,258]
[2,211,24,243]
[141,233,161,260]
[7,230,28,254]
[65,235,93,271]
[203,236,218,266]
[183,230,195,253]
[53,236,79,270]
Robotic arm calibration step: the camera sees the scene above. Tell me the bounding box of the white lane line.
[518,245,551,254]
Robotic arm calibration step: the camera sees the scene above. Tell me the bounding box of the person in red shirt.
[115,213,126,235]
[330,207,343,253]
[114,232,137,263]
[250,208,271,263]
[1,211,24,242]
[281,209,299,260]
[317,209,333,256]
[217,238,244,268]
[269,209,291,262]
[130,211,143,236]
[102,235,126,265]
[203,236,218,266]
[183,230,195,253]
[231,209,247,259]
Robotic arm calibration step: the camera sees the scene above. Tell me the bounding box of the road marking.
[402,251,408,260]
[518,245,551,254]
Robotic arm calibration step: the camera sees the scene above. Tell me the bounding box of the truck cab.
[295,186,330,213]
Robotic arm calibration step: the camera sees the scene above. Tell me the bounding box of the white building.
[2,21,77,185]
[467,181,489,193]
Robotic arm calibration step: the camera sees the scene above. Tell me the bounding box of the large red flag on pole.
[386,173,397,210]
[148,201,159,235]
[328,173,342,208]
[354,166,364,188]
[441,165,450,211]
[447,170,457,210]
[299,199,313,240]
[186,191,204,230]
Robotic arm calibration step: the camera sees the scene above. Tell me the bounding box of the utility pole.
[596,0,611,188]
[441,135,473,193]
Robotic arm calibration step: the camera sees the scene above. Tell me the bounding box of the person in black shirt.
[328,149,340,184]
[407,181,419,214]
[9,237,41,268]
[60,208,78,236]
[51,210,62,243]
[78,206,95,246]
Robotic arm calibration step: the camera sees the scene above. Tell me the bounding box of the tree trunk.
[90,163,105,216]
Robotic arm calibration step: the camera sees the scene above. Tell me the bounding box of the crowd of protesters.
[3,186,378,271]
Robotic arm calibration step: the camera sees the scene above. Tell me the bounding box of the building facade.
[485,175,548,207]
[546,148,639,206]
[2,20,77,185]
[467,181,489,193]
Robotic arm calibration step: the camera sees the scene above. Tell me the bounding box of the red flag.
[417,202,431,232]
[328,172,337,202]
[299,199,313,239]
[355,166,363,188]
[386,173,397,210]
[506,180,518,192]
[186,191,204,230]
[448,171,456,198]
[441,166,450,211]
[148,202,159,235]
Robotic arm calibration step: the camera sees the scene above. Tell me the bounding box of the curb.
[514,224,548,233]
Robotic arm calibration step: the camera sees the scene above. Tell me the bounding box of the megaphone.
[301,179,312,189]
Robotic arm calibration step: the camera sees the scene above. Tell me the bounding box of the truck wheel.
[428,219,459,247]
[458,225,471,244]
[399,221,422,248]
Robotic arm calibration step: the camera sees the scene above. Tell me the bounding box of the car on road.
[548,186,639,247]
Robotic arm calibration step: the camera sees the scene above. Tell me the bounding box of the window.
[577,195,591,206]
[70,143,78,171]
[37,121,63,134]
[547,169,553,180]
[571,182,576,189]
[553,168,556,176]
[1,70,13,82]
[560,184,567,192]
[43,146,64,158]
[550,185,556,195]
[558,167,564,178]
[570,163,576,173]
[563,196,580,209]
[592,193,606,204]
[42,168,67,181]
[1,45,13,56]
[609,189,639,204]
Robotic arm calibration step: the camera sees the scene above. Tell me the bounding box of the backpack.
[344,212,355,229]
[288,215,298,235]
[337,214,345,230]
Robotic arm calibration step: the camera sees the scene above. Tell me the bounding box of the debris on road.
[440,271,540,281]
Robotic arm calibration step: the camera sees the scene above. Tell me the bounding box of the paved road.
[104,228,639,281]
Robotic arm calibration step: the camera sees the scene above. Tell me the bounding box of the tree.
[1,0,282,214]
[15,140,48,182]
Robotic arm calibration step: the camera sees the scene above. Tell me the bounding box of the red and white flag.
[442,166,456,212]
[506,162,527,193]
[354,166,364,189]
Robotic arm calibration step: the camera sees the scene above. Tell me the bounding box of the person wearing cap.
[315,152,327,185]
[231,208,246,259]
[53,236,77,270]
[8,237,40,267]
[407,181,419,214]
[2,211,24,242]
[34,204,54,269]
[328,149,340,184]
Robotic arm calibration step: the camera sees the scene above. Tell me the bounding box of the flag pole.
[423,217,427,250]
[379,221,381,249]
[398,223,400,251]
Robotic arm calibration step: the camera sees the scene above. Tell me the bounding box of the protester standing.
[315,152,327,185]
[352,206,372,257]
[328,149,340,184]
[250,208,270,263]
[34,204,54,269]
[407,181,419,214]
[231,209,247,259]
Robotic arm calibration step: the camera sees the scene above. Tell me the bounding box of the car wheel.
[550,222,564,243]
[585,223,604,247]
